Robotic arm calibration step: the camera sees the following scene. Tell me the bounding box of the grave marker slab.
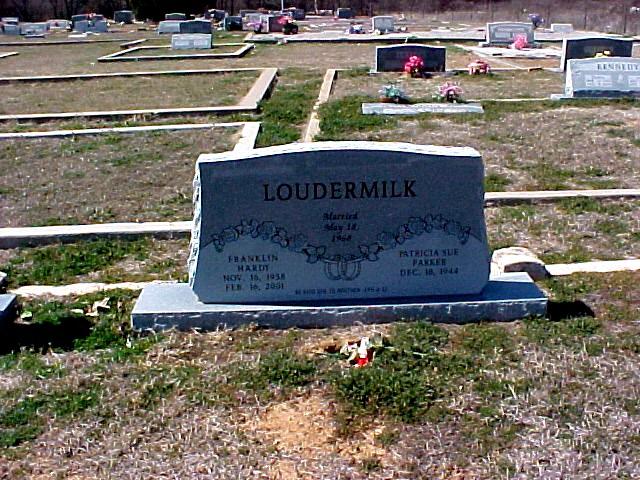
[564,57,640,98]
[2,24,19,35]
[179,19,212,34]
[171,33,212,49]
[550,23,573,33]
[372,16,395,33]
[336,8,354,19]
[375,44,446,72]
[485,22,534,45]
[19,22,49,35]
[362,103,484,115]
[560,36,633,71]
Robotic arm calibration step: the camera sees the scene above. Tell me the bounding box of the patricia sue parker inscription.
[132,142,547,331]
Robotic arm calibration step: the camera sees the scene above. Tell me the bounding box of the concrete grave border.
[0,67,277,122]
[0,38,126,47]
[0,52,18,59]
[97,42,254,62]
[1,188,638,248]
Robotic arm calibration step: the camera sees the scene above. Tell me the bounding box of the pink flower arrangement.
[511,34,529,50]
[468,59,491,75]
[434,82,464,103]
[404,55,425,77]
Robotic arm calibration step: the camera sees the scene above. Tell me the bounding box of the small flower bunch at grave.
[404,55,425,78]
[595,50,612,58]
[467,58,491,75]
[378,83,409,103]
[511,34,529,50]
[433,81,464,103]
[340,335,384,367]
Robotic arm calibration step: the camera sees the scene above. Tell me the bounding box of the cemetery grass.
[0,272,638,477]
[319,97,640,190]
[0,128,238,227]
[0,71,259,115]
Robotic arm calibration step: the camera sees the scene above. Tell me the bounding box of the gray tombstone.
[131,142,548,331]
[337,8,354,19]
[188,142,490,303]
[171,33,212,49]
[165,13,187,21]
[20,22,49,35]
[158,20,182,34]
[2,24,19,34]
[73,20,90,33]
[485,22,534,45]
[550,23,573,33]
[375,44,446,72]
[372,15,395,33]
[560,36,634,71]
[224,16,243,31]
[260,14,285,33]
[114,10,134,24]
[47,19,71,29]
[564,57,640,98]
[1,17,18,24]
[91,20,108,32]
[244,13,263,30]
[179,19,212,34]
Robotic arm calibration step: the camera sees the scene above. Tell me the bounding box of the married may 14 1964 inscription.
[188,142,491,304]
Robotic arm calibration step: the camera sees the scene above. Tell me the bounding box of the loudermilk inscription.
[188,142,490,303]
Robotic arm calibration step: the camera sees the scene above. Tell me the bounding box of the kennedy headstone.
[485,22,534,45]
[132,142,547,330]
[158,20,182,34]
[114,10,134,24]
[375,44,446,72]
[165,13,187,21]
[179,19,212,34]
[560,36,634,71]
[171,33,212,49]
[564,57,640,98]
[372,16,395,33]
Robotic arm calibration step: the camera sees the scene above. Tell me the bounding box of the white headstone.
[550,23,573,33]
[372,16,395,33]
[171,33,212,49]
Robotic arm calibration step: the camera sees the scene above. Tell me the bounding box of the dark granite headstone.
[560,36,634,71]
[375,44,446,72]
[179,19,212,34]
[239,9,259,17]
[0,294,17,325]
[565,57,640,98]
[224,16,243,31]
[337,8,354,19]
[114,10,134,23]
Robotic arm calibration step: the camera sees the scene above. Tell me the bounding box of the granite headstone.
[47,19,71,29]
[171,33,212,49]
[188,142,490,303]
[19,22,49,35]
[375,44,446,72]
[337,8,354,19]
[372,15,395,33]
[260,14,286,33]
[165,13,187,21]
[485,22,534,45]
[564,57,640,98]
[179,19,212,34]
[0,294,17,325]
[550,23,573,33]
[158,20,182,34]
[560,36,634,71]
[114,10,134,23]
[224,16,243,31]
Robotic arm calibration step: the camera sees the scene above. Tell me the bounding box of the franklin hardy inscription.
[188,142,490,303]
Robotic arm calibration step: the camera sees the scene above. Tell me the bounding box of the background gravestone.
[188,142,490,303]
[337,8,354,19]
[375,44,446,72]
[165,13,187,21]
[372,16,395,33]
[158,21,182,34]
[565,57,640,98]
[485,22,534,45]
[47,19,71,29]
[114,10,134,24]
[179,19,212,34]
[260,14,285,33]
[224,16,243,31]
[560,36,634,71]
[20,23,48,36]
[551,23,573,33]
[171,33,212,49]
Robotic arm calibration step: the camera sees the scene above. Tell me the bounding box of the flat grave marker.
[362,103,484,115]
[375,44,446,72]
[171,34,212,50]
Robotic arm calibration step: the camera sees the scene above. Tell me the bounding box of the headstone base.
[550,93,640,100]
[131,272,547,331]
[0,294,18,325]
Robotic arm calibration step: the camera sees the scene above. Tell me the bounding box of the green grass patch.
[3,239,150,287]
[485,173,511,192]
[316,95,397,141]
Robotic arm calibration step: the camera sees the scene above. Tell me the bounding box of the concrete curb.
[302,68,338,142]
[0,52,18,59]
[97,43,254,62]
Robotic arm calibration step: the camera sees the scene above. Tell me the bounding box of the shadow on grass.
[547,300,595,322]
[0,316,92,354]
